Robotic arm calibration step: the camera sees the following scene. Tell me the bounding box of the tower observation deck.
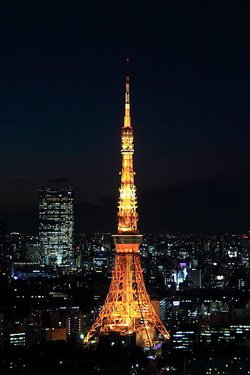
[84,68,170,348]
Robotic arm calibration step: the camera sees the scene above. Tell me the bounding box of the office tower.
[26,242,41,263]
[84,72,169,347]
[39,187,74,267]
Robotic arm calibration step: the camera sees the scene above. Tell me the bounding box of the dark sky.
[1,1,250,234]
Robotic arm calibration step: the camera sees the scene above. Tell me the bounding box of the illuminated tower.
[84,70,170,348]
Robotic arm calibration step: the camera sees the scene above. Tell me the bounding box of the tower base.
[84,241,170,348]
[99,332,136,348]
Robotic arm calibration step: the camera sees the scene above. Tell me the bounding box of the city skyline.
[1,2,250,234]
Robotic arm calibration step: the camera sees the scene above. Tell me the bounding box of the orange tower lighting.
[84,68,170,348]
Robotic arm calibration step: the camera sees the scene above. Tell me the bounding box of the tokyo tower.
[84,68,170,348]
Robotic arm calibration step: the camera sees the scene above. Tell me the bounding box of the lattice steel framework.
[84,70,170,347]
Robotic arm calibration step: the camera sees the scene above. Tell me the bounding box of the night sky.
[1,1,250,234]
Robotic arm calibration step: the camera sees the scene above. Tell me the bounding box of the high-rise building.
[39,187,74,267]
[84,69,169,348]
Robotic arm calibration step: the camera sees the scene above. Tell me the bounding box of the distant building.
[199,322,250,346]
[26,241,41,263]
[6,326,26,347]
[0,313,4,347]
[173,262,188,290]
[39,187,74,267]
[65,310,86,340]
[189,269,202,288]
[151,298,167,323]
[11,262,56,279]
[241,232,250,267]
[43,327,67,342]
[6,232,26,262]
[0,221,6,260]
[172,324,197,352]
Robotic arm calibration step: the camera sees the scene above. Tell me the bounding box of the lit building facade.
[200,323,250,345]
[39,187,74,267]
[172,326,196,352]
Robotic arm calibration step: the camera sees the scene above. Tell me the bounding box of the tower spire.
[118,64,138,233]
[124,58,131,128]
